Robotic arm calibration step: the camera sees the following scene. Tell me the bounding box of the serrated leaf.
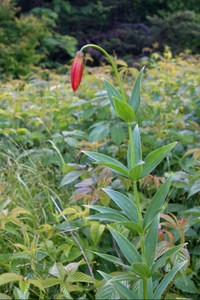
[132,262,151,278]
[108,226,141,264]
[98,271,137,300]
[154,261,187,299]
[83,151,128,176]
[113,97,135,123]
[0,294,12,300]
[60,283,72,299]
[49,262,66,279]
[144,176,172,230]
[60,170,84,187]
[0,273,23,285]
[102,188,139,223]
[152,244,186,274]
[174,276,198,293]
[90,223,105,246]
[104,80,123,108]
[40,278,61,288]
[130,67,144,113]
[141,142,177,178]
[64,260,82,275]
[96,285,119,300]
[67,272,96,283]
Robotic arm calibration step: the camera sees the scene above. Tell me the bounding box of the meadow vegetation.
[0,47,199,298]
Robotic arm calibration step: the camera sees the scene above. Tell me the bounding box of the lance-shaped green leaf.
[102,188,140,223]
[83,151,128,177]
[144,176,172,230]
[93,252,133,271]
[128,161,144,181]
[88,213,129,223]
[153,261,187,299]
[152,244,186,274]
[127,124,142,169]
[130,67,144,113]
[108,226,141,264]
[113,97,135,123]
[104,80,123,108]
[141,142,177,178]
[117,221,143,234]
[144,215,159,266]
[132,262,151,278]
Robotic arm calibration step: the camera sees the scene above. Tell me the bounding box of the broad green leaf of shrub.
[113,97,135,123]
[0,273,23,286]
[130,67,144,113]
[90,223,105,246]
[60,170,84,187]
[152,244,186,274]
[98,271,137,300]
[141,142,177,178]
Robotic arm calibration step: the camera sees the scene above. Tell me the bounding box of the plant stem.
[143,278,148,300]
[81,44,126,101]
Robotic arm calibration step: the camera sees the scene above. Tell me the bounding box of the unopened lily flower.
[71,51,84,93]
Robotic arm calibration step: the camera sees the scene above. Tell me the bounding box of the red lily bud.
[71,51,84,93]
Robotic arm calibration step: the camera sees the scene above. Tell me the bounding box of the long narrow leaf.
[144,176,172,230]
[104,80,123,108]
[88,213,129,222]
[102,188,140,223]
[132,124,142,165]
[141,142,177,178]
[93,252,133,271]
[108,226,141,264]
[154,261,187,299]
[130,67,144,113]
[83,151,128,176]
[144,215,159,266]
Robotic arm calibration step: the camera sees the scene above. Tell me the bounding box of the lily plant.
[71,44,188,300]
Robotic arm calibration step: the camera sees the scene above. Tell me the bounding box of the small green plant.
[71,44,189,299]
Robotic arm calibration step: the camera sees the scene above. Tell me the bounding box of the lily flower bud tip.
[71,51,84,93]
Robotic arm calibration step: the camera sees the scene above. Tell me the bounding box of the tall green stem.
[143,278,148,300]
[80,44,126,101]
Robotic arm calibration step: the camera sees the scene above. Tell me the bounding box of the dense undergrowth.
[0,51,199,298]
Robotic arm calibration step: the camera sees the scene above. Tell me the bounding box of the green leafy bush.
[0,0,77,78]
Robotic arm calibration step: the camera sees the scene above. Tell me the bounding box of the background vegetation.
[0,0,199,298]
[1,0,200,78]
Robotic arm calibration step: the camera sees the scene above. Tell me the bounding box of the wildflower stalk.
[80,44,127,101]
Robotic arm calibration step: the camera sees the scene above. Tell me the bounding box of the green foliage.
[0,1,77,78]
[0,51,199,298]
[148,10,200,54]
